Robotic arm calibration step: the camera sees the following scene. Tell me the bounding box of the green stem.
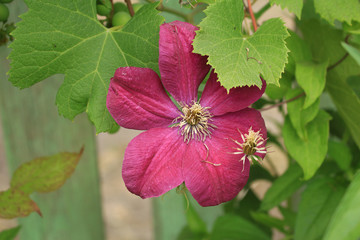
[146,0,188,21]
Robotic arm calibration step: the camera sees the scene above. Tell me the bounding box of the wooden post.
[0,1,105,239]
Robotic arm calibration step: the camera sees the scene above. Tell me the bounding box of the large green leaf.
[260,164,304,211]
[294,177,345,240]
[9,1,164,133]
[210,215,270,240]
[193,0,289,89]
[269,0,303,19]
[324,171,360,240]
[0,149,83,219]
[314,0,360,25]
[283,111,331,179]
[295,60,328,108]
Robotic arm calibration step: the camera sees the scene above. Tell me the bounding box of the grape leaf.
[192,0,289,89]
[314,0,360,25]
[283,110,331,180]
[0,148,83,219]
[295,60,328,108]
[294,177,345,240]
[261,163,304,211]
[269,0,303,19]
[323,171,360,240]
[9,1,164,133]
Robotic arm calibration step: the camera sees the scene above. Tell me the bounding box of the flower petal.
[107,67,179,130]
[159,21,210,104]
[213,108,267,160]
[122,127,184,199]
[200,71,266,116]
[183,108,267,206]
[183,138,250,207]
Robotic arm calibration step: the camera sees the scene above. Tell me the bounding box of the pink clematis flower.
[106,21,267,207]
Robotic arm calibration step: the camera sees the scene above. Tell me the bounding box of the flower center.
[173,101,216,143]
[232,127,266,170]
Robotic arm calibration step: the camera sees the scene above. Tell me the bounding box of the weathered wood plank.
[0,1,105,239]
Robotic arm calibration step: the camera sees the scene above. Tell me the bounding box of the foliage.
[0,148,83,218]
[2,0,360,239]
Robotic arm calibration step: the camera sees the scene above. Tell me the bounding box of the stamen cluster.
[232,127,266,170]
[174,101,216,143]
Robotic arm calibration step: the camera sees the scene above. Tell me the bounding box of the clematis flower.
[106,21,267,207]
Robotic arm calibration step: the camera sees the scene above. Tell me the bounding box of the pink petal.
[214,108,267,160]
[200,71,266,116]
[183,108,267,206]
[122,127,184,199]
[159,21,210,104]
[183,138,250,207]
[107,67,179,130]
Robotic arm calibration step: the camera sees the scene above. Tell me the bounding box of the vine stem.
[247,0,258,31]
[259,93,305,112]
[124,0,135,17]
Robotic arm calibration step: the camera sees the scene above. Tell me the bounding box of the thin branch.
[124,0,135,17]
[327,35,350,71]
[327,53,349,71]
[259,93,305,112]
[247,0,258,31]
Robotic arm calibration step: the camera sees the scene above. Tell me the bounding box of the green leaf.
[210,215,270,240]
[0,189,41,218]
[286,88,320,140]
[342,42,360,66]
[0,148,83,219]
[250,212,287,233]
[10,148,84,194]
[265,72,292,100]
[261,164,304,211]
[283,110,331,179]
[193,0,289,89]
[314,0,360,25]
[184,196,208,235]
[279,206,296,230]
[300,19,345,65]
[324,171,360,240]
[269,0,303,19]
[9,1,164,133]
[0,226,21,240]
[327,71,360,149]
[294,177,345,240]
[285,31,312,75]
[347,75,360,98]
[176,226,205,240]
[295,60,328,108]
[328,139,352,171]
